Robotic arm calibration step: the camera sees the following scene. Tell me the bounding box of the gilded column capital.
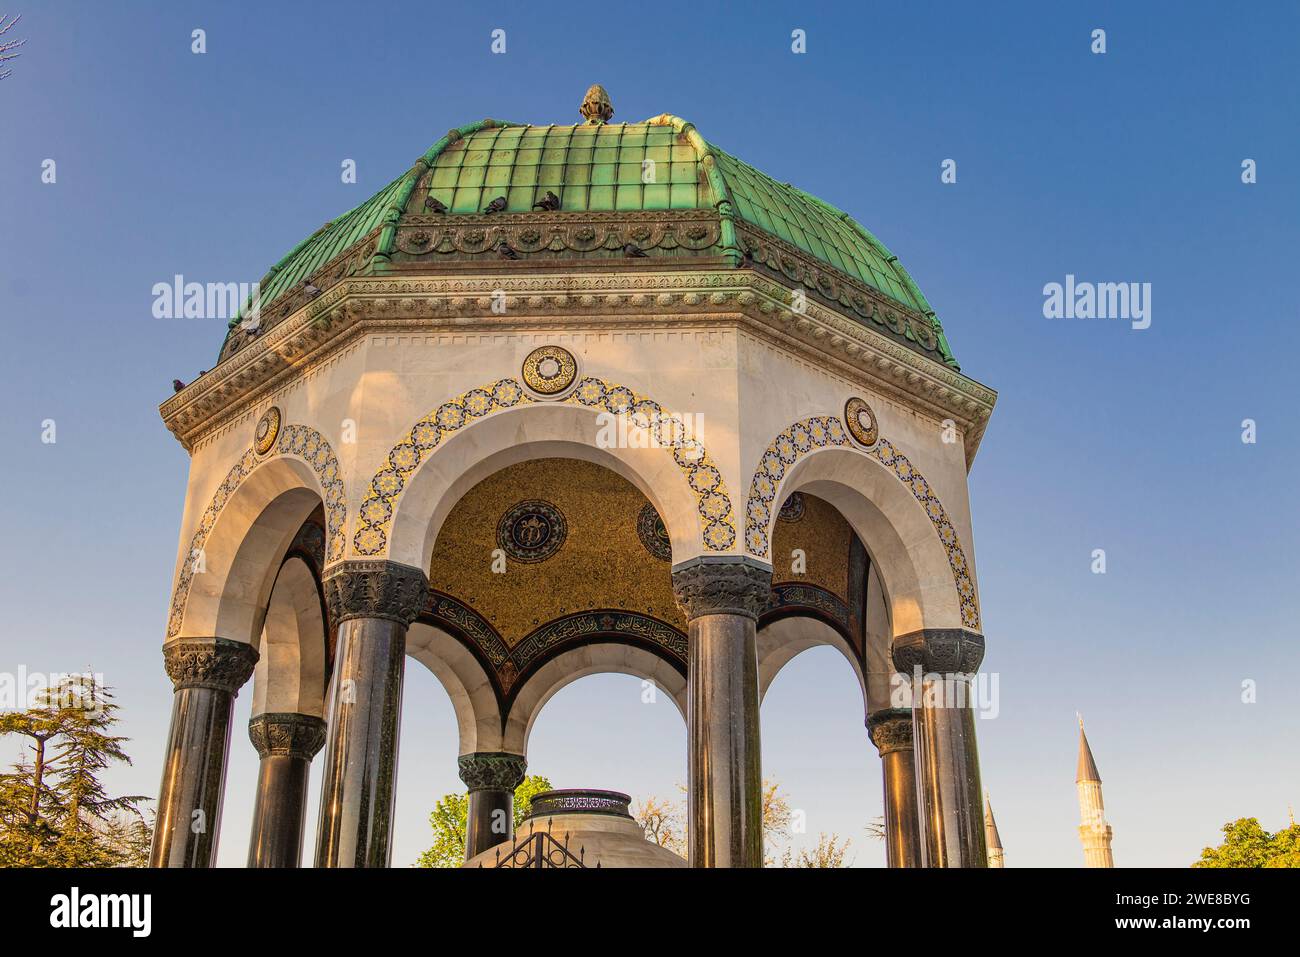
[457,752,527,792]
[867,708,914,755]
[670,557,772,621]
[323,560,428,625]
[248,712,328,760]
[162,637,258,694]
[891,628,985,675]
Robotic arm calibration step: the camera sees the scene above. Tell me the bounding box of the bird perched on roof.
[497,241,519,260]
[532,190,561,211]
[173,379,185,393]
[483,196,508,214]
[623,243,648,258]
[424,196,448,213]
[303,280,321,298]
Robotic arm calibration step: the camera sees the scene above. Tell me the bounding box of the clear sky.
[1,1,1297,868]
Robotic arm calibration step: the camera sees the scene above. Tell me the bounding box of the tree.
[1194,817,1300,868]
[417,773,553,867]
[0,676,151,867]
[636,779,851,867]
[633,795,685,857]
[780,832,852,868]
[0,14,24,81]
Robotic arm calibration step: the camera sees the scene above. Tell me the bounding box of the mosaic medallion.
[844,397,879,448]
[777,491,805,523]
[254,406,282,455]
[521,345,578,397]
[497,500,567,563]
[636,503,672,562]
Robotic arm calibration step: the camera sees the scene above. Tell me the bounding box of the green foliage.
[1194,817,1300,868]
[416,774,553,868]
[0,676,151,867]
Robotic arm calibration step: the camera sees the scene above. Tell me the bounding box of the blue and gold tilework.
[353,375,738,558]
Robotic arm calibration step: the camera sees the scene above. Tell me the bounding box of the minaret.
[984,792,1004,868]
[1076,715,1114,867]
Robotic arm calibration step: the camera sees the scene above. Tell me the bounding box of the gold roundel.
[844,397,878,448]
[254,406,282,455]
[522,345,578,397]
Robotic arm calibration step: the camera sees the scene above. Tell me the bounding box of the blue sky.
[1,1,1297,867]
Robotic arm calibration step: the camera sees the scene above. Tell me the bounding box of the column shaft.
[687,612,762,867]
[911,674,986,866]
[672,558,770,869]
[150,638,258,868]
[465,790,513,859]
[313,616,407,867]
[458,751,527,861]
[867,708,923,868]
[247,713,327,867]
[314,560,426,869]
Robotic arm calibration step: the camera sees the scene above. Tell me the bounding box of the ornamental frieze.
[166,272,996,465]
[392,210,721,259]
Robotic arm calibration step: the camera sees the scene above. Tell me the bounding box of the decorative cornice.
[323,560,428,625]
[891,628,986,676]
[866,708,914,755]
[159,271,996,465]
[457,752,527,792]
[671,557,772,621]
[162,637,258,694]
[248,712,328,760]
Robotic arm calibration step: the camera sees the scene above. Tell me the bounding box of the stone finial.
[890,628,985,676]
[322,560,428,626]
[458,752,527,792]
[671,557,772,621]
[579,84,614,124]
[248,712,328,760]
[866,708,914,755]
[162,637,258,694]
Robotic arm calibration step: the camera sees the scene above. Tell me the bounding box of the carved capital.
[671,557,772,621]
[162,638,258,694]
[323,560,428,625]
[867,708,914,755]
[458,752,527,793]
[248,712,328,760]
[891,628,985,675]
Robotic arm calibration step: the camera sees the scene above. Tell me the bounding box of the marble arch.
[746,421,979,636]
[353,378,738,571]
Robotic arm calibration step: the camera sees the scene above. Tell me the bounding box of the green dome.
[224,110,956,369]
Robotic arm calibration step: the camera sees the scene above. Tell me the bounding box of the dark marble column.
[150,638,259,868]
[892,628,987,868]
[247,712,327,867]
[458,752,527,860]
[672,557,771,868]
[314,560,427,868]
[867,707,923,868]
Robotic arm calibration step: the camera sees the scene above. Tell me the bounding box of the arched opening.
[525,670,686,844]
[760,643,885,868]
